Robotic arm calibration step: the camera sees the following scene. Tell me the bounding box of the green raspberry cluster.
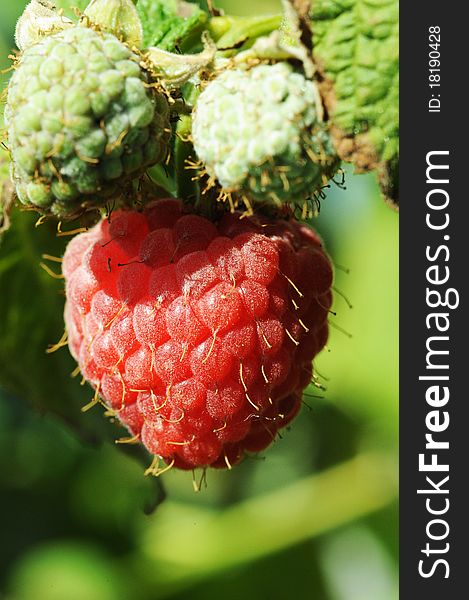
[192,62,338,210]
[5,26,170,218]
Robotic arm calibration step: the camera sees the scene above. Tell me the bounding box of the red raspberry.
[63,199,333,470]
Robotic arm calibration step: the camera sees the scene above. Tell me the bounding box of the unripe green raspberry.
[192,62,338,210]
[5,26,171,218]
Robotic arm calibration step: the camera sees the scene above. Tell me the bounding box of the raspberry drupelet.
[63,199,333,470]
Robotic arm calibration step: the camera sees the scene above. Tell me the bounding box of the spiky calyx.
[5,26,170,219]
[63,199,333,470]
[192,62,339,212]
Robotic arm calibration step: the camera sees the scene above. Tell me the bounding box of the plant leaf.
[311,0,399,206]
[137,0,208,52]
[0,210,103,432]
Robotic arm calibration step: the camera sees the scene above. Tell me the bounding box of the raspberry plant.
[311,0,399,205]
[0,0,398,480]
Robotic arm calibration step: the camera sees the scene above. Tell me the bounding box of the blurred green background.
[0,1,398,599]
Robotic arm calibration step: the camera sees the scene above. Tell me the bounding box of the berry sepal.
[83,0,143,49]
[15,0,73,51]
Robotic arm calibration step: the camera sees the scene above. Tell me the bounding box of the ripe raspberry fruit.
[192,62,339,211]
[63,199,333,470]
[5,26,170,218]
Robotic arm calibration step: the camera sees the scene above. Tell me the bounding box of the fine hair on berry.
[63,199,333,470]
[5,26,170,218]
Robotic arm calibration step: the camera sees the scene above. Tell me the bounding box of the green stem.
[175,114,198,206]
[206,16,233,41]
[137,451,397,590]
[208,14,283,50]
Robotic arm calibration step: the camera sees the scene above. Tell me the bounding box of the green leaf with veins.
[137,0,208,52]
[311,0,399,205]
[0,210,105,433]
